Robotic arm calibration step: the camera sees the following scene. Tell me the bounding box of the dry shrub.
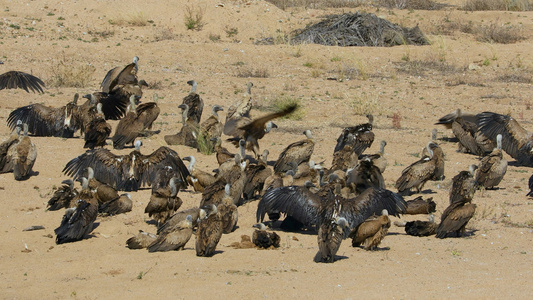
[50,56,96,88]
[154,27,176,41]
[110,11,149,26]
[330,59,368,81]
[496,73,532,83]
[351,92,381,115]
[462,0,531,11]
[265,0,366,10]
[236,67,270,78]
[375,0,442,10]
[475,22,526,44]
[184,4,204,31]
[395,59,459,76]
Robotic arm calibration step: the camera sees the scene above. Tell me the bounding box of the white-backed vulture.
[395,142,444,195]
[405,196,437,215]
[54,178,98,244]
[224,82,253,137]
[126,230,157,249]
[99,193,132,216]
[47,179,79,211]
[477,111,533,166]
[136,93,160,131]
[63,140,190,192]
[145,177,185,225]
[243,150,273,201]
[182,80,204,124]
[112,95,145,149]
[0,70,45,93]
[0,121,22,173]
[157,207,207,234]
[475,134,508,189]
[84,103,112,149]
[100,56,139,93]
[274,130,315,173]
[219,184,239,234]
[435,109,477,130]
[436,201,476,239]
[164,104,199,148]
[334,114,374,155]
[227,103,298,158]
[200,105,224,141]
[182,156,216,192]
[351,209,390,250]
[148,215,193,252]
[195,204,223,257]
[10,123,37,180]
[252,223,281,248]
[7,94,79,137]
[346,157,385,195]
[212,137,236,165]
[450,165,478,204]
[329,134,359,173]
[359,140,387,173]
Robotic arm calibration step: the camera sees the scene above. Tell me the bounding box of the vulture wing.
[0,71,45,93]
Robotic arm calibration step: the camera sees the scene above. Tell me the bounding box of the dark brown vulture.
[195,204,223,257]
[252,223,281,248]
[182,155,216,192]
[148,215,193,252]
[435,109,477,130]
[274,130,315,174]
[436,201,476,239]
[99,193,133,216]
[404,196,437,215]
[243,149,273,201]
[395,142,444,195]
[100,56,139,94]
[145,177,185,225]
[359,140,388,173]
[157,207,207,234]
[164,104,200,148]
[450,165,478,205]
[0,70,45,93]
[181,80,204,124]
[334,114,374,155]
[62,140,190,191]
[404,214,438,237]
[346,157,385,196]
[10,123,37,180]
[475,134,508,189]
[200,105,224,141]
[47,179,79,211]
[126,230,157,249]
[84,103,112,149]
[136,93,160,131]
[112,95,145,149]
[224,82,253,137]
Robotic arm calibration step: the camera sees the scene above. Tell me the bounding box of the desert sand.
[1,0,533,299]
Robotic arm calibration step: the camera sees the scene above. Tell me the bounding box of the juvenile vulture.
[0,70,45,93]
[404,214,437,237]
[200,105,224,142]
[136,93,160,131]
[224,82,253,137]
[11,123,37,180]
[450,165,478,204]
[329,134,358,173]
[47,179,79,211]
[148,215,193,252]
[435,109,478,130]
[63,140,190,191]
[227,104,298,158]
[252,223,281,248]
[395,142,444,195]
[218,184,239,234]
[196,204,223,257]
[274,130,315,174]
[112,95,145,149]
[100,56,139,93]
[334,114,374,155]
[157,207,207,234]
[477,112,533,166]
[182,80,204,124]
[351,209,391,250]
[243,149,273,201]
[145,177,185,226]
[346,157,385,196]
[126,230,157,249]
[475,134,508,189]
[7,93,79,137]
[436,201,476,239]
[164,104,199,148]
[54,178,98,244]
[404,196,437,215]
[359,140,388,173]
[84,103,112,149]
[182,156,216,192]
[99,193,132,216]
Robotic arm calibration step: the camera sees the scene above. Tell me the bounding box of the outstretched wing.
[238,104,298,140]
[135,146,190,189]
[0,71,45,93]
[101,63,137,93]
[257,185,323,226]
[6,104,73,137]
[477,112,531,159]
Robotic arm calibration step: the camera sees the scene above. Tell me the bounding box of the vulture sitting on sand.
[395,142,444,195]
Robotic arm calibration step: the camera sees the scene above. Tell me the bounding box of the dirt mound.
[286,12,429,47]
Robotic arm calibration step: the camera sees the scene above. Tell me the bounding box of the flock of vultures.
[1,57,533,263]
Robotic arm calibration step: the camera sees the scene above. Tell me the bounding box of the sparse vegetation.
[197,132,214,155]
[392,112,402,129]
[265,0,366,10]
[271,97,304,120]
[375,0,442,10]
[351,92,381,115]
[236,67,270,78]
[109,11,150,26]
[50,55,96,88]
[474,22,526,44]
[184,5,205,31]
[462,0,531,11]
[154,27,176,41]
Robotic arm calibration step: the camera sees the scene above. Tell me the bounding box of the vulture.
[181,80,204,124]
[200,105,224,141]
[112,95,145,149]
[182,156,216,192]
[63,140,190,191]
[0,70,45,93]
[212,137,236,165]
[10,123,37,180]
[218,184,239,234]
[351,209,391,250]
[148,215,193,252]
[395,142,444,195]
[100,56,139,93]
[157,207,207,234]
[528,174,533,197]
[200,158,246,207]
[435,109,478,130]
[0,121,22,173]
[243,149,273,201]
[98,193,133,216]
[47,179,79,211]
[450,165,478,204]
[164,104,200,148]
[273,130,315,174]
[475,134,508,189]
[136,93,160,131]
[359,140,388,173]
[7,93,80,137]
[84,103,112,149]
[126,230,157,249]
[436,201,476,239]
[329,134,358,173]
[334,114,374,155]
[54,178,98,244]
[195,204,223,257]
[404,214,437,237]
[227,103,298,158]
[145,177,185,226]
[252,223,281,248]
[477,111,533,166]
[404,196,437,215]
[224,82,253,137]
[346,157,385,196]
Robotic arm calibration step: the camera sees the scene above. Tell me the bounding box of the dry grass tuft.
[50,56,96,88]
[462,0,531,11]
[351,92,382,115]
[236,67,270,78]
[392,112,402,129]
[474,22,526,44]
[110,11,150,26]
[375,0,443,10]
[184,5,205,31]
[265,0,366,10]
[395,59,459,76]
[196,131,214,155]
[154,27,177,41]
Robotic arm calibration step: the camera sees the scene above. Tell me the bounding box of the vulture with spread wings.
[0,71,45,93]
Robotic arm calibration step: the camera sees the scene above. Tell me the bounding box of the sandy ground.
[1,0,533,299]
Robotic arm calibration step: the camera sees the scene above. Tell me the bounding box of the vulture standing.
[273,130,315,173]
[351,209,391,250]
[395,142,444,195]
[477,111,533,166]
[330,134,358,173]
[11,123,37,180]
[224,82,253,137]
[212,137,236,165]
[450,165,478,204]
[182,156,216,192]
[47,179,79,211]
[195,204,223,257]
[346,157,385,196]
[243,149,273,201]
[112,95,145,149]
[0,70,45,93]
[200,105,224,141]
[164,104,199,148]
[136,93,160,131]
[359,140,388,173]
[334,114,374,155]
[475,134,508,189]
[436,201,476,239]
[148,215,193,252]
[181,80,204,124]
[100,56,139,93]
[145,177,185,226]
[84,103,112,149]
[218,184,239,234]
[63,140,190,191]
[157,207,207,234]
[0,121,22,173]
[54,178,98,244]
